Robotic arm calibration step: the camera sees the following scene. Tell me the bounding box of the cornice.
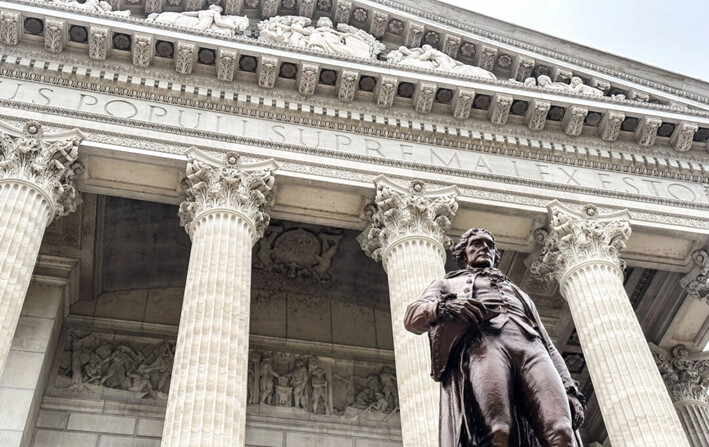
[2,47,708,187]
[3,1,709,154]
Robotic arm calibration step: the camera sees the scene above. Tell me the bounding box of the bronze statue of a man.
[405,228,585,447]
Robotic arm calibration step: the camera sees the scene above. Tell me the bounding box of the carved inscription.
[2,80,705,204]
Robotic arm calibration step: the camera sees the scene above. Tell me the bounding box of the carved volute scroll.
[680,249,709,303]
[530,200,632,284]
[653,344,709,404]
[0,121,84,221]
[359,176,459,264]
[178,148,278,241]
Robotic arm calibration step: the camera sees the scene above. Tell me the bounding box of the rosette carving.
[178,148,278,240]
[359,176,459,262]
[653,345,709,404]
[531,200,632,282]
[0,121,84,220]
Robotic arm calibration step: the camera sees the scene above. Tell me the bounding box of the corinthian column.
[531,200,689,447]
[162,149,277,447]
[0,121,83,376]
[653,344,709,447]
[359,176,459,447]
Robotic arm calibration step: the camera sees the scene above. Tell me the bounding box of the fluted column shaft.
[0,182,52,374]
[533,201,689,447]
[0,122,82,377]
[163,210,254,447]
[676,401,709,447]
[360,177,459,447]
[162,149,276,447]
[383,236,444,446]
[561,262,687,446]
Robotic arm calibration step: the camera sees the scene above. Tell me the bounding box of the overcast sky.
[438,0,708,82]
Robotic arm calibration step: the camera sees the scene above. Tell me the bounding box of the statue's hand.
[568,394,585,430]
[440,298,489,325]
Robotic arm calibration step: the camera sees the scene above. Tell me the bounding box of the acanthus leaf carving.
[338,70,358,101]
[477,45,497,72]
[405,22,424,48]
[298,0,316,18]
[44,18,65,53]
[489,94,513,125]
[563,105,588,137]
[359,177,459,263]
[530,201,631,283]
[144,0,163,14]
[634,117,662,146]
[178,148,278,240]
[217,48,237,82]
[653,344,709,404]
[258,56,278,89]
[261,0,279,18]
[298,63,319,95]
[680,249,709,303]
[452,88,474,120]
[376,76,397,108]
[0,11,21,45]
[88,26,109,60]
[132,34,153,68]
[442,35,461,58]
[513,57,535,82]
[175,42,195,75]
[0,121,84,220]
[369,11,387,38]
[334,0,352,23]
[414,82,435,114]
[672,122,698,152]
[600,112,624,142]
[526,100,550,131]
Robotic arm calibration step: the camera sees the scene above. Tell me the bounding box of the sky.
[437,0,709,82]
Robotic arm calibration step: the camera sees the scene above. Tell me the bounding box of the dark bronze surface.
[405,228,585,447]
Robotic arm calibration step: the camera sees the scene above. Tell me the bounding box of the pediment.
[3,0,709,155]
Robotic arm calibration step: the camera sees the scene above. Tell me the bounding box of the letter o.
[104,99,138,119]
[667,183,697,202]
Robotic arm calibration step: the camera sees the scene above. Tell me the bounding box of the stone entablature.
[23,0,709,112]
[1,52,708,196]
[4,2,709,153]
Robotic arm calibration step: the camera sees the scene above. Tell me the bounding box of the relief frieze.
[1,78,707,205]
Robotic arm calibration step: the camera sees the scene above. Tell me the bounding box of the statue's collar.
[444,267,506,279]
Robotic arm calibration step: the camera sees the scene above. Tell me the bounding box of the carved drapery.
[531,200,690,447]
[359,176,458,447]
[0,121,83,377]
[162,148,277,447]
[653,345,709,447]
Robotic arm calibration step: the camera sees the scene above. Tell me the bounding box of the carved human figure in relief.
[536,75,604,97]
[145,5,249,36]
[404,228,585,447]
[386,45,496,80]
[289,360,309,409]
[310,366,330,414]
[258,16,385,60]
[259,356,280,405]
[46,0,131,16]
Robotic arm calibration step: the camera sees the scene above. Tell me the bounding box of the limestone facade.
[0,1,707,446]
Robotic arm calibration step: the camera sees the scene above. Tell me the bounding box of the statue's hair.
[451,228,501,269]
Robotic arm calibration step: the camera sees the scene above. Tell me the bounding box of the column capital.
[359,176,459,264]
[680,249,709,303]
[0,121,84,222]
[531,200,632,284]
[178,148,277,241]
[653,344,709,405]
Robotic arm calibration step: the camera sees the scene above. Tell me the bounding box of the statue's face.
[465,233,496,268]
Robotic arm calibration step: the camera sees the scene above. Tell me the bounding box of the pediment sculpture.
[386,45,496,80]
[258,16,385,60]
[46,0,130,16]
[145,4,249,36]
[530,74,605,97]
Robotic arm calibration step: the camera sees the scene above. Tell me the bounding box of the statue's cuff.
[565,383,587,406]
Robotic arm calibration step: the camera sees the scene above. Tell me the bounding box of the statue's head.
[208,4,224,12]
[316,17,333,28]
[452,228,501,269]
